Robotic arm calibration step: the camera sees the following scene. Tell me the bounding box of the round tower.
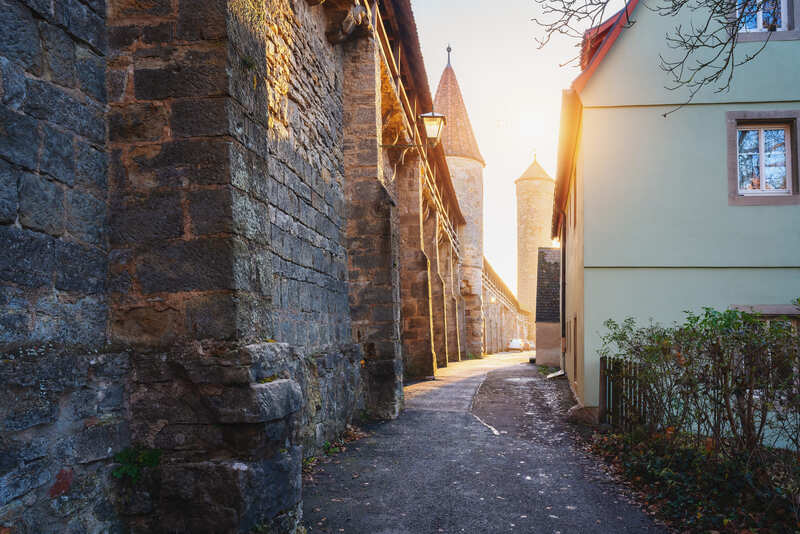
[434,52,486,357]
[516,155,555,323]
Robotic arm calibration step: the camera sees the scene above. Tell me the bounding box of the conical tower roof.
[434,59,485,166]
[516,155,553,183]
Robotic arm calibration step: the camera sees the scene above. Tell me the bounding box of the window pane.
[764,128,787,190]
[738,129,761,191]
[738,0,758,29]
[763,0,782,28]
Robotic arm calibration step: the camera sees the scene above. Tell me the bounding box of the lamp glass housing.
[419,112,446,144]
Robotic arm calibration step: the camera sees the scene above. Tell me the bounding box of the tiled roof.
[572,0,640,93]
[516,157,553,183]
[433,64,485,166]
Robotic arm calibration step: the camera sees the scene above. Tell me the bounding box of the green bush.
[598,303,800,529]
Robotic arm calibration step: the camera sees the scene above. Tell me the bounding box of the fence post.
[611,358,621,429]
[599,357,607,424]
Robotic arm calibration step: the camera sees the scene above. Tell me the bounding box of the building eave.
[572,0,640,94]
[552,89,582,239]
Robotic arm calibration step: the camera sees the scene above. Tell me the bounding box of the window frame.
[734,0,800,41]
[726,110,800,206]
[735,123,793,195]
[737,0,790,32]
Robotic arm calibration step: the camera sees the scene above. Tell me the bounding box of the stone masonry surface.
[536,248,560,323]
[0,0,108,349]
[0,0,534,532]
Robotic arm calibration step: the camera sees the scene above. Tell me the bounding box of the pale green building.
[552,0,800,413]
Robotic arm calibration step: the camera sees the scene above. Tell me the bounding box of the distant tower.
[434,49,486,356]
[516,154,555,322]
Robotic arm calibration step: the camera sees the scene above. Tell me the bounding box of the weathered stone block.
[0,387,57,431]
[0,0,42,74]
[157,450,302,533]
[0,107,40,170]
[76,45,106,102]
[142,22,174,43]
[110,0,173,18]
[0,159,17,224]
[66,188,106,246]
[110,191,182,245]
[130,138,231,186]
[107,65,127,103]
[19,173,64,235]
[177,0,227,41]
[54,0,106,52]
[0,56,27,110]
[207,380,302,424]
[0,460,51,506]
[112,305,184,346]
[109,102,167,142]
[73,421,130,464]
[231,191,269,245]
[170,97,228,137]
[185,293,237,340]
[0,305,29,344]
[40,22,76,87]
[55,240,106,294]
[20,0,52,18]
[76,141,107,190]
[137,238,234,294]
[107,24,139,49]
[40,123,76,186]
[133,48,227,101]
[0,350,88,390]
[24,79,105,143]
[33,293,107,346]
[188,187,232,235]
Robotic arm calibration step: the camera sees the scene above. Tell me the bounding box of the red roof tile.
[434,64,485,166]
[573,0,640,93]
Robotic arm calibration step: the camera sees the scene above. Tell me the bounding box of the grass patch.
[537,365,557,376]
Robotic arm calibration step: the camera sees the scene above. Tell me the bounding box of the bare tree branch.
[532,0,781,111]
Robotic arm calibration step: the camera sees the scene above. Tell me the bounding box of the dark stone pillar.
[397,157,436,378]
[341,35,403,418]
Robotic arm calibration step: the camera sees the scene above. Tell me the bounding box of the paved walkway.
[303,353,665,534]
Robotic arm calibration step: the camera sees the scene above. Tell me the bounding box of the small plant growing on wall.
[112,447,162,483]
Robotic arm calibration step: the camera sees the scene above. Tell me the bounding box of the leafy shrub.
[597,304,800,528]
[593,433,799,532]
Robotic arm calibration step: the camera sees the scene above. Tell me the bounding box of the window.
[726,111,800,205]
[736,125,792,195]
[738,0,788,32]
[734,0,800,41]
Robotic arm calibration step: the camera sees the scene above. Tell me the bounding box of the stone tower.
[516,155,555,322]
[434,54,486,356]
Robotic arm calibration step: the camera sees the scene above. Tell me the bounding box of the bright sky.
[412,0,579,295]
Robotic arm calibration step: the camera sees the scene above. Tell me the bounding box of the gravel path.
[302,353,666,534]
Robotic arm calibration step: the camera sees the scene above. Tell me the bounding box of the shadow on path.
[302,353,665,533]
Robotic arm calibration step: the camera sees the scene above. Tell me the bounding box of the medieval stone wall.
[0,1,125,531]
[1,0,108,348]
[341,34,403,418]
[1,1,367,532]
[0,0,501,531]
[448,156,484,356]
[482,260,532,354]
